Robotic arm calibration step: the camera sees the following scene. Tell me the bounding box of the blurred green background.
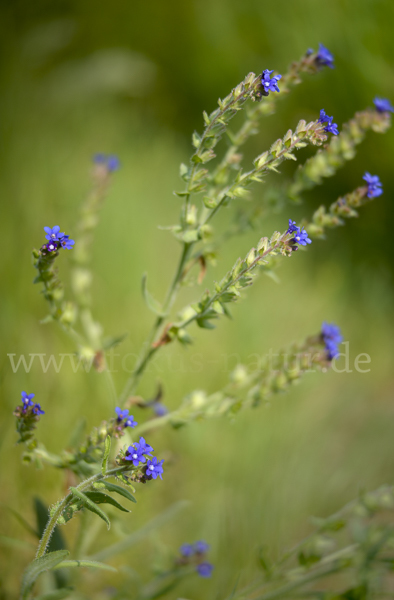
[1,0,394,597]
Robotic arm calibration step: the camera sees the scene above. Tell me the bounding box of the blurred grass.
[1,0,394,598]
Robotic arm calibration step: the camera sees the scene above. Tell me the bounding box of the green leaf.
[142,273,166,316]
[52,559,117,573]
[20,550,69,600]
[70,488,110,530]
[36,588,74,600]
[101,436,111,476]
[84,491,129,513]
[98,481,137,504]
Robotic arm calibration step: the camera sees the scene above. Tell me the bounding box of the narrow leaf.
[21,550,69,600]
[142,273,166,316]
[101,436,111,476]
[52,559,117,572]
[99,481,137,504]
[84,491,129,513]
[70,488,110,530]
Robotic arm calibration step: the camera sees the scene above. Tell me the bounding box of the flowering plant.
[8,45,394,599]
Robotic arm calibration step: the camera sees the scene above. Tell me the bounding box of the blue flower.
[321,322,343,360]
[32,403,45,416]
[45,241,59,252]
[287,219,298,234]
[363,172,383,198]
[115,407,129,421]
[151,402,168,417]
[316,44,334,69]
[288,221,312,246]
[125,443,147,466]
[261,69,282,95]
[196,562,214,578]
[373,97,394,113]
[21,391,35,408]
[180,543,194,557]
[93,154,120,172]
[146,456,164,480]
[124,416,137,428]
[138,437,154,455]
[324,121,339,135]
[318,109,333,125]
[44,226,65,242]
[60,235,75,250]
[195,540,210,554]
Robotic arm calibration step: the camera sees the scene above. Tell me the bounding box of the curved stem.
[35,465,130,559]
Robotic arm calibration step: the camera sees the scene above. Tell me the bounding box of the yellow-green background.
[1,0,394,597]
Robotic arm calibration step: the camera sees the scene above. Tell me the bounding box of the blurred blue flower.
[261,69,282,94]
[318,109,333,124]
[316,44,334,68]
[124,416,138,428]
[195,540,210,554]
[138,437,154,455]
[180,543,194,557]
[151,401,168,417]
[45,241,58,252]
[146,457,164,480]
[115,407,129,421]
[196,562,214,578]
[93,154,120,172]
[374,97,394,113]
[287,219,298,234]
[363,172,383,198]
[321,322,343,360]
[324,121,339,135]
[32,403,45,416]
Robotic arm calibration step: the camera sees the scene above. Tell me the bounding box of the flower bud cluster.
[177,540,214,578]
[13,391,44,443]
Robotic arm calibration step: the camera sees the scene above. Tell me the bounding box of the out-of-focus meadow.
[1,0,394,597]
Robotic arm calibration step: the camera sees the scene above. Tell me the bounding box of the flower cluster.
[13,392,45,443]
[321,322,343,360]
[93,154,120,172]
[314,43,335,69]
[318,109,339,135]
[261,69,282,96]
[107,407,138,439]
[363,172,383,199]
[373,97,394,114]
[178,540,213,578]
[122,437,164,481]
[287,219,312,247]
[42,226,75,253]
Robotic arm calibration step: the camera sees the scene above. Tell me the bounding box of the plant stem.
[35,465,129,559]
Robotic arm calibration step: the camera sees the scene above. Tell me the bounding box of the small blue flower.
[125,443,146,466]
[324,121,339,135]
[287,219,298,234]
[151,402,168,417]
[196,562,214,578]
[115,407,129,421]
[138,437,154,455]
[93,154,120,172]
[373,97,394,113]
[316,44,334,69]
[321,322,343,360]
[60,235,75,250]
[45,241,59,252]
[195,540,210,554]
[261,69,282,95]
[363,172,383,198]
[124,416,137,428]
[107,156,120,172]
[180,543,194,557]
[318,109,333,125]
[44,226,65,242]
[21,391,35,408]
[294,228,312,246]
[32,403,45,415]
[146,456,164,480]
